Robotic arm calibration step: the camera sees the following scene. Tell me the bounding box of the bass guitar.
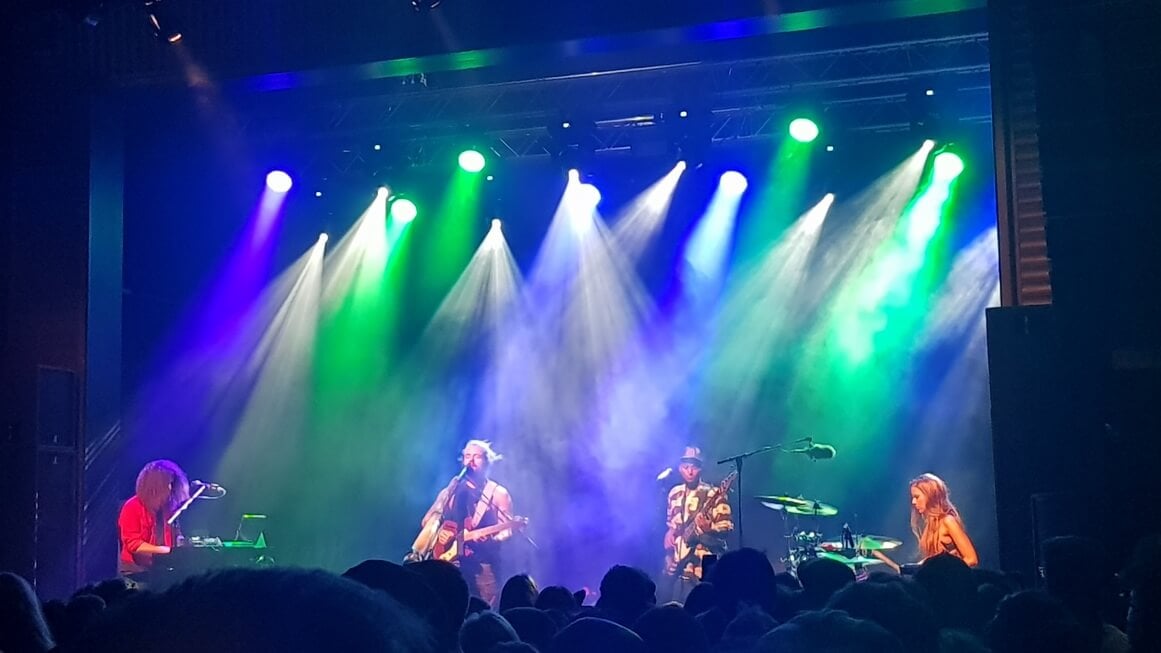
[432,517,529,562]
[665,470,737,574]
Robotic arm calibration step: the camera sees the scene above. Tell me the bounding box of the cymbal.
[818,551,885,566]
[758,497,838,517]
[754,495,812,508]
[820,535,903,551]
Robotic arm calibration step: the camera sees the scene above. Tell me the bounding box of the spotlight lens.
[377,186,390,199]
[390,198,418,222]
[315,191,323,198]
[933,152,965,182]
[925,89,935,96]
[266,170,293,193]
[788,118,820,143]
[719,171,749,194]
[491,218,502,230]
[373,144,382,151]
[562,121,571,129]
[318,232,329,244]
[577,183,601,206]
[679,110,689,118]
[568,169,580,184]
[458,149,486,173]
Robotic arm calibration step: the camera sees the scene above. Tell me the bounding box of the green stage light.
[458,149,486,173]
[933,152,965,182]
[788,118,820,143]
[390,198,418,222]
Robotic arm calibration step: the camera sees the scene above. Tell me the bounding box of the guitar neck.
[463,521,521,542]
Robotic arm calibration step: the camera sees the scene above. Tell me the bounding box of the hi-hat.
[820,535,903,551]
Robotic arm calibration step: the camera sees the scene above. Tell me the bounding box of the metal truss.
[250,33,991,177]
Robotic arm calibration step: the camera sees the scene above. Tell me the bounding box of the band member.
[910,473,978,567]
[118,460,190,581]
[662,446,733,602]
[419,440,514,606]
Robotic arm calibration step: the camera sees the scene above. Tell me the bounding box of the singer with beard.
[118,459,191,587]
[416,440,514,605]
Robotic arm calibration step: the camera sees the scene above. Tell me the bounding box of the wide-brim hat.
[680,446,704,465]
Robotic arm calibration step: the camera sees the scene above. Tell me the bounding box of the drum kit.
[755,494,903,574]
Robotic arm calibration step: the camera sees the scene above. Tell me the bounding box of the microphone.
[790,443,836,459]
[657,467,673,482]
[453,466,469,482]
[191,480,227,497]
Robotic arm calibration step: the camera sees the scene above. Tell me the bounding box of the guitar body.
[430,518,529,563]
[432,520,465,562]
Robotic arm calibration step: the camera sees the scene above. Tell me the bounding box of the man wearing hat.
[662,446,733,602]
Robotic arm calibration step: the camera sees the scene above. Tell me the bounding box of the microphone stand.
[715,445,778,549]
[167,484,207,526]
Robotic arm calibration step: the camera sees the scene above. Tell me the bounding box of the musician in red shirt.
[118,459,190,579]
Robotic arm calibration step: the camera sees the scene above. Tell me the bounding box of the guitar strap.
[469,480,498,529]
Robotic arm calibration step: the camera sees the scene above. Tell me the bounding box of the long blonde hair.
[910,473,962,558]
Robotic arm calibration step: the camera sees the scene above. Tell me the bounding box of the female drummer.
[909,473,978,567]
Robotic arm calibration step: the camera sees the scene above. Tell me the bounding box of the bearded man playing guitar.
[416,440,520,606]
[662,446,735,602]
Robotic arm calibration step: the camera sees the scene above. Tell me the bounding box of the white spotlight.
[577,183,602,207]
[318,232,329,244]
[377,186,390,199]
[266,170,293,193]
[719,171,749,194]
[491,218,502,231]
[568,169,581,184]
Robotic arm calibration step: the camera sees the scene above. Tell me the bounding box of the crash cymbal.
[820,535,903,551]
[784,501,838,517]
[818,551,885,566]
[754,495,812,508]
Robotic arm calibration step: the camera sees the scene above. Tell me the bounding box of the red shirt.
[118,496,177,572]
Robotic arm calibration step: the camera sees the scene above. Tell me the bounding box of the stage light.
[144,0,182,42]
[679,110,689,119]
[390,198,418,222]
[486,175,495,182]
[719,171,749,194]
[318,232,329,244]
[315,191,323,198]
[568,169,581,184]
[374,144,382,151]
[266,170,293,193]
[826,145,835,152]
[789,118,820,143]
[577,183,602,207]
[932,152,965,182]
[675,160,688,172]
[925,89,936,96]
[377,186,390,199]
[491,218,502,230]
[562,121,572,129]
[458,149,486,173]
